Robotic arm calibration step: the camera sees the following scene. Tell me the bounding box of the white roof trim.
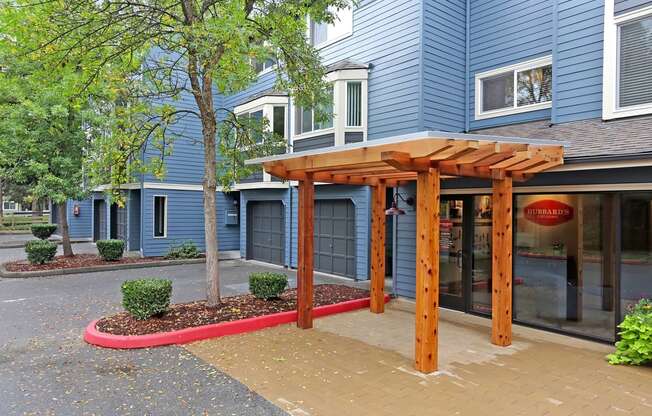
[246,130,568,165]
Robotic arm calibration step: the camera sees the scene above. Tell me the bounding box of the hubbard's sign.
[524,199,574,226]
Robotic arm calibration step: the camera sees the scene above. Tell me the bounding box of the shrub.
[31,224,57,240]
[607,299,652,365]
[25,240,57,264]
[121,278,173,320]
[96,239,125,261]
[249,272,288,300]
[164,240,200,260]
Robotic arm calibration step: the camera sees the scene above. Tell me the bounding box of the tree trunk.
[0,179,4,222]
[58,201,74,257]
[31,199,40,218]
[203,116,220,306]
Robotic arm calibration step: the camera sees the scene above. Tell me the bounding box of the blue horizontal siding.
[66,198,93,239]
[554,0,604,123]
[468,0,553,130]
[422,0,467,132]
[393,182,417,298]
[141,189,239,257]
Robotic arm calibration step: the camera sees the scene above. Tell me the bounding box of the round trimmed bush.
[249,272,288,299]
[121,278,173,320]
[164,240,200,259]
[31,224,57,240]
[96,239,125,261]
[25,240,57,264]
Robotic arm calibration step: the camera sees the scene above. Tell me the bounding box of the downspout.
[417,0,425,130]
[551,0,559,125]
[391,187,398,297]
[464,0,470,132]
[287,97,293,269]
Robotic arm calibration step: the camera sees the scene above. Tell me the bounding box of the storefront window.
[514,194,615,341]
[621,193,652,318]
[471,196,492,314]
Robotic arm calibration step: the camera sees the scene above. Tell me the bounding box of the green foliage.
[31,224,57,240]
[25,240,57,264]
[249,272,288,300]
[96,239,125,261]
[607,299,652,365]
[164,241,201,260]
[121,278,172,320]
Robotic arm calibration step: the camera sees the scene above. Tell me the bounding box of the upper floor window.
[253,58,275,75]
[309,7,353,48]
[618,16,652,109]
[346,81,362,127]
[294,86,334,134]
[604,3,652,119]
[475,56,552,120]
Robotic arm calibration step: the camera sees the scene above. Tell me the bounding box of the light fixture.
[385,193,414,216]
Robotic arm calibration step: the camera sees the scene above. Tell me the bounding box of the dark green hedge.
[249,272,288,299]
[96,239,125,261]
[25,240,57,264]
[121,278,173,320]
[31,224,57,240]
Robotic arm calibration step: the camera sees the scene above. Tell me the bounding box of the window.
[346,81,362,126]
[604,3,652,119]
[273,106,286,138]
[153,196,167,238]
[309,7,353,47]
[294,87,334,134]
[618,15,652,108]
[253,58,275,74]
[475,57,552,119]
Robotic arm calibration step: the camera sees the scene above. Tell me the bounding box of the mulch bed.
[97,284,370,336]
[4,254,167,272]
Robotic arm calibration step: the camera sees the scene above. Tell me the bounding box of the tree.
[30,0,350,306]
[0,4,115,255]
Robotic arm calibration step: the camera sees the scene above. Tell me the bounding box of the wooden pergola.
[247,131,565,374]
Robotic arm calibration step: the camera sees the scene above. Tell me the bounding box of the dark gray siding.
[344,131,364,144]
[615,0,652,15]
[240,170,264,183]
[292,133,335,152]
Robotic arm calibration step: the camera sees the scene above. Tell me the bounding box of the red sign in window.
[524,199,574,226]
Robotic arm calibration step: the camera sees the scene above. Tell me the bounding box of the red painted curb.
[84,294,390,349]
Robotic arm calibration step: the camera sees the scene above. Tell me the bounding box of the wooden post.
[297,174,315,329]
[491,175,513,346]
[415,168,440,373]
[370,180,387,313]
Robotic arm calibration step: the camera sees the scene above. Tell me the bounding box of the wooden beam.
[381,151,430,172]
[415,168,440,373]
[491,176,513,347]
[297,174,315,329]
[370,181,387,313]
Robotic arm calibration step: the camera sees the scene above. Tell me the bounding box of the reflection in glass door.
[440,198,465,310]
[471,196,493,314]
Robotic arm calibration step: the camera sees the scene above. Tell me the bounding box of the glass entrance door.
[439,198,467,310]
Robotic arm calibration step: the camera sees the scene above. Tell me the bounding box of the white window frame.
[291,68,368,148]
[234,95,289,183]
[603,2,652,120]
[474,56,553,120]
[307,7,353,49]
[152,195,167,239]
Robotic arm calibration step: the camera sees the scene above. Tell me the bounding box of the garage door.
[315,199,356,278]
[247,201,285,265]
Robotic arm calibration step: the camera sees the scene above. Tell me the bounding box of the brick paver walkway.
[187,303,652,416]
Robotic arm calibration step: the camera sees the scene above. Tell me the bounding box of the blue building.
[63,0,652,342]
